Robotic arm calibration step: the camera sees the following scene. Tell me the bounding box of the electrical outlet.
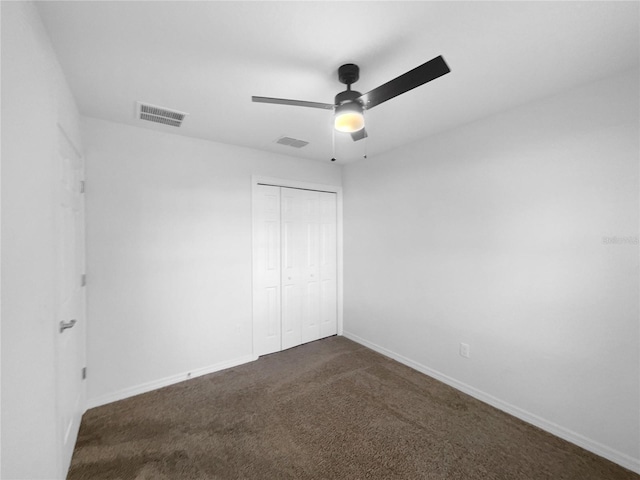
[459,343,470,358]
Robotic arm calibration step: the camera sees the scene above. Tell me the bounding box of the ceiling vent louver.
[275,136,309,148]
[136,102,188,127]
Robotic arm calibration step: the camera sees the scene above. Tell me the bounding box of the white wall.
[1,2,83,479]
[342,70,639,472]
[82,117,341,406]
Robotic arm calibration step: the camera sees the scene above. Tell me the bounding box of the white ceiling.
[37,1,639,164]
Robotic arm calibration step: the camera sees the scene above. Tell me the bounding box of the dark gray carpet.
[68,336,638,479]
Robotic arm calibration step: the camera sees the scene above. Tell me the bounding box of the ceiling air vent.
[275,136,309,148]
[136,102,188,127]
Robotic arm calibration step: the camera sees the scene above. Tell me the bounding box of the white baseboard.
[342,331,640,475]
[85,354,258,410]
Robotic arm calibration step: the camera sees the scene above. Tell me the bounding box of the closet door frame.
[251,175,343,358]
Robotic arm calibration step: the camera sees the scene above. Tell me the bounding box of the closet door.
[319,192,338,338]
[253,184,338,355]
[300,190,321,344]
[252,185,282,356]
[281,188,305,350]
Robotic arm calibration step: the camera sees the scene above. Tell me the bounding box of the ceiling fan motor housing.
[338,63,359,86]
[334,89,363,107]
[336,64,363,109]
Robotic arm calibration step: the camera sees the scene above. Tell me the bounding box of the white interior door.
[56,127,86,476]
[300,190,321,344]
[319,192,338,338]
[281,188,305,350]
[252,185,282,356]
[253,183,338,355]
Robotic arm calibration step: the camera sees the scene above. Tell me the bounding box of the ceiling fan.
[252,55,451,142]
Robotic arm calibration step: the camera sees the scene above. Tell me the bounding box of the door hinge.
[80,180,85,193]
[82,367,87,380]
[81,273,86,286]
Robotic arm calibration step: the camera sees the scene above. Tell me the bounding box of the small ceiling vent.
[275,136,309,148]
[136,102,188,127]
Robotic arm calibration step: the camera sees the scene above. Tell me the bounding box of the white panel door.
[252,185,282,356]
[253,183,338,355]
[56,127,86,476]
[319,192,338,338]
[281,188,305,350]
[300,191,321,344]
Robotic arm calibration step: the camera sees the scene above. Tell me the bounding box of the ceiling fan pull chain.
[331,124,337,162]
[363,111,368,159]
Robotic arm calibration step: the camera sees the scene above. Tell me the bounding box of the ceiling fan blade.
[252,96,334,110]
[351,128,367,142]
[357,55,450,110]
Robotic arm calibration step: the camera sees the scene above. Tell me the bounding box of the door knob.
[59,319,77,333]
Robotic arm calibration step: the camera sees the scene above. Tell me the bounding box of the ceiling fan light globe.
[334,111,365,133]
